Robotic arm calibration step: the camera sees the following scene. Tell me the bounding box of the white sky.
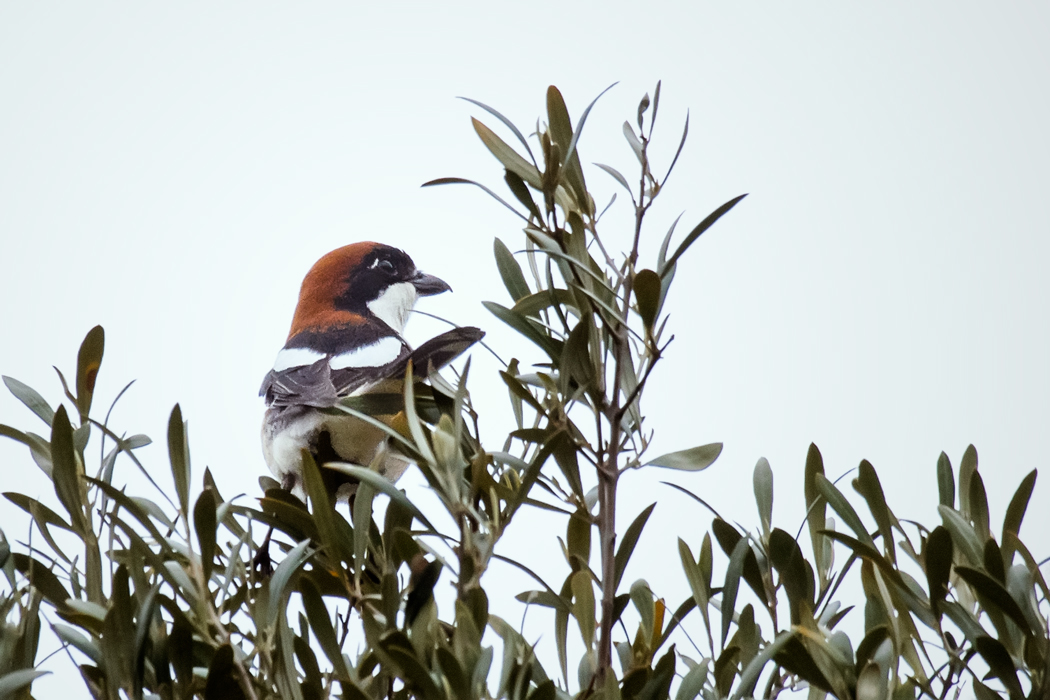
[1,4,1048,697]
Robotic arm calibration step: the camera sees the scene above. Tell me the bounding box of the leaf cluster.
[1,85,1046,700]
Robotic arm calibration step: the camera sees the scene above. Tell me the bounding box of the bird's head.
[288,242,450,339]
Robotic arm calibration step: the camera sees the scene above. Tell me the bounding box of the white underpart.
[329,336,403,369]
[272,347,325,371]
[263,409,411,501]
[366,281,417,334]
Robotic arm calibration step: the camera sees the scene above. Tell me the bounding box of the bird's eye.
[377,259,395,273]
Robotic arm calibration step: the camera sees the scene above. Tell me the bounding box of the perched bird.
[260,242,483,502]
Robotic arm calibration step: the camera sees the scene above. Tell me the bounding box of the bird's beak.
[411,271,452,296]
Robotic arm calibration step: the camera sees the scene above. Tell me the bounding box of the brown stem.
[596,128,657,682]
[595,420,620,677]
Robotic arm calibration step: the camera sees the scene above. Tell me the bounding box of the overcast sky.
[2,4,1048,696]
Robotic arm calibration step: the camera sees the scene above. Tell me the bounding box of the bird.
[259,241,484,504]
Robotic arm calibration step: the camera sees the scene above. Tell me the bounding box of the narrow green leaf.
[499,370,547,415]
[378,629,444,698]
[855,662,883,700]
[852,460,895,561]
[494,238,531,302]
[484,300,562,359]
[633,269,661,330]
[644,443,722,471]
[938,505,983,566]
[969,470,991,542]
[711,519,769,607]
[0,424,51,477]
[767,529,812,625]
[471,117,542,188]
[595,163,633,196]
[956,567,1033,636]
[629,579,655,643]
[637,645,676,700]
[1002,531,1050,603]
[561,317,596,393]
[663,111,690,182]
[853,626,889,672]
[12,553,72,610]
[666,482,726,522]
[437,647,471,700]
[936,451,955,508]
[958,444,978,515]
[422,176,529,222]
[925,526,952,618]
[546,85,590,213]
[301,451,350,572]
[293,633,322,697]
[566,511,591,571]
[301,577,351,680]
[820,530,930,619]
[265,538,313,629]
[553,575,571,683]
[75,325,104,421]
[50,405,85,532]
[0,670,51,697]
[51,623,100,664]
[100,565,135,685]
[731,631,797,700]
[714,646,740,698]
[472,645,494,699]
[504,170,542,221]
[972,679,1006,700]
[2,376,54,425]
[325,463,435,532]
[86,478,172,551]
[527,680,556,700]
[615,503,656,588]
[516,590,570,612]
[803,443,828,585]
[678,538,711,644]
[571,570,596,647]
[721,537,751,646]
[662,194,748,275]
[132,582,161,697]
[204,644,248,700]
[623,121,644,162]
[974,636,1024,699]
[753,457,773,535]
[458,96,537,165]
[4,493,72,532]
[675,657,708,700]
[984,539,1006,583]
[511,288,577,318]
[816,474,875,549]
[560,82,616,195]
[352,483,375,580]
[167,404,190,517]
[193,488,217,583]
[1001,469,1036,566]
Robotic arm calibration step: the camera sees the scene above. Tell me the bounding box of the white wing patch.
[329,336,404,369]
[272,347,326,372]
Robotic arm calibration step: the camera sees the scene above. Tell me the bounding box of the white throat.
[366,281,418,333]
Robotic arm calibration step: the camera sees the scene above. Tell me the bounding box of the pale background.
[1,3,1048,696]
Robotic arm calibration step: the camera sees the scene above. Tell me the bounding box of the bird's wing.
[259,357,341,408]
[260,327,485,409]
[377,327,486,381]
[260,335,409,408]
